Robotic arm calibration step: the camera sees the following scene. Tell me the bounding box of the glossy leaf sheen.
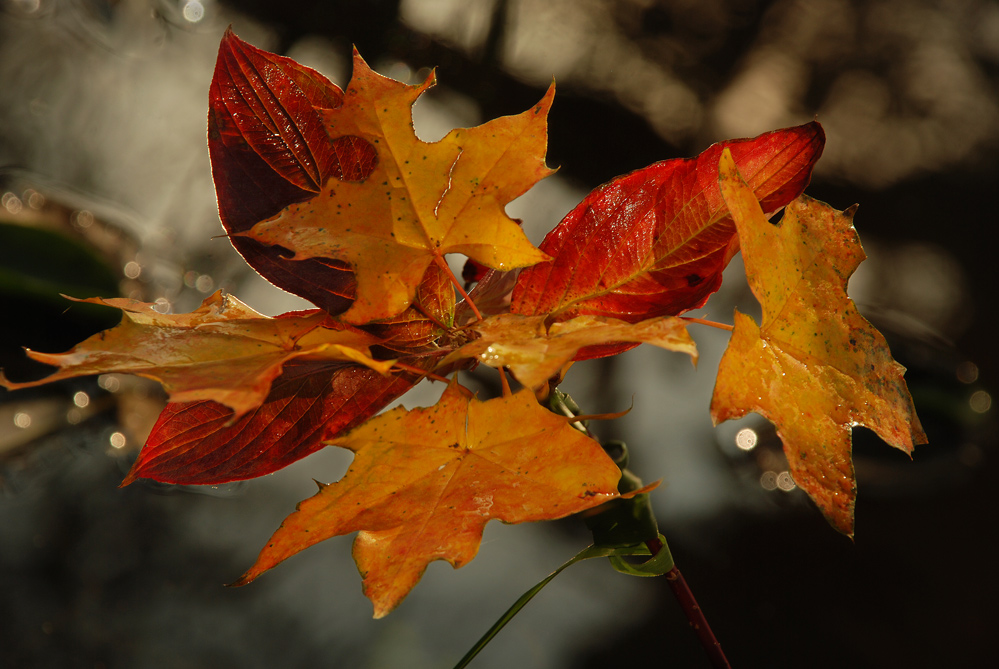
[710,150,926,536]
[124,362,419,485]
[511,123,825,334]
[234,382,622,617]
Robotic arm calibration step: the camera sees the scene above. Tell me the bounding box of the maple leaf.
[0,292,391,419]
[122,361,422,485]
[711,149,926,536]
[233,382,622,617]
[445,313,697,389]
[237,46,553,324]
[511,123,825,342]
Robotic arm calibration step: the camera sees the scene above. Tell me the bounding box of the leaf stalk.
[434,254,483,322]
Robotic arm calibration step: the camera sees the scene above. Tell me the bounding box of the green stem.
[452,543,653,669]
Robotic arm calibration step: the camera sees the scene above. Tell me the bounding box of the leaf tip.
[226,572,253,588]
[118,470,138,488]
[717,146,737,178]
[350,45,376,80]
[538,80,556,111]
[422,66,437,90]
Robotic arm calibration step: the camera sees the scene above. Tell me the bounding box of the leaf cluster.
[0,30,925,617]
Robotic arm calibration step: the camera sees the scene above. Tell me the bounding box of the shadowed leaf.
[446,313,696,389]
[209,29,356,314]
[123,361,421,485]
[0,292,389,418]
[361,260,456,354]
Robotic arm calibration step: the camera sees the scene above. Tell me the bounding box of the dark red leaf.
[511,123,825,334]
[213,27,338,191]
[122,361,418,485]
[208,29,357,314]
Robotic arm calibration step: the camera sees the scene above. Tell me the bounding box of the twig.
[680,316,734,332]
[434,254,483,322]
[391,361,450,383]
[646,535,731,669]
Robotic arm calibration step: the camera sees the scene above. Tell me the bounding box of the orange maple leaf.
[446,313,697,389]
[711,149,926,536]
[233,381,622,617]
[0,292,392,418]
[240,50,553,324]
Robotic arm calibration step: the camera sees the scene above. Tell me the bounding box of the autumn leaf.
[511,123,825,334]
[0,292,391,419]
[711,149,926,536]
[445,313,697,389]
[122,361,421,485]
[209,28,357,315]
[360,259,457,354]
[238,46,553,324]
[233,381,622,617]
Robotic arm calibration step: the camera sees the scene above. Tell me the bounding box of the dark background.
[2,1,996,667]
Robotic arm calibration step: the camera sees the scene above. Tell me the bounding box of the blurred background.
[1,0,996,667]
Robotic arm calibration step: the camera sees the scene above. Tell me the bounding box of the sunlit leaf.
[511,123,824,338]
[233,382,622,617]
[238,47,553,323]
[711,149,927,535]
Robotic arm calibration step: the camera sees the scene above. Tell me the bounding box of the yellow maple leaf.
[240,50,553,324]
[232,381,622,617]
[0,292,392,418]
[446,313,697,389]
[711,149,926,536]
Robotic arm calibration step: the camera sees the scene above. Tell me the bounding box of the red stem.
[680,316,734,332]
[645,538,731,669]
[434,254,482,322]
[392,361,450,384]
